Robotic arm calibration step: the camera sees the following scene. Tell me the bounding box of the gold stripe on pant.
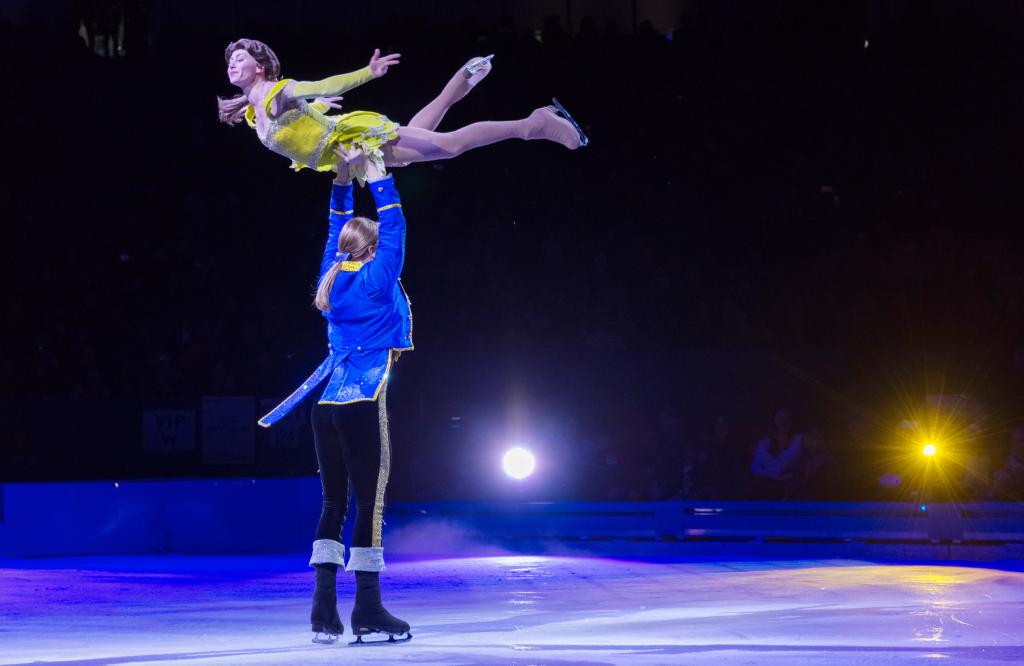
[371,380,392,548]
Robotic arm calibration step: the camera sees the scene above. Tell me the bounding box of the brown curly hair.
[217,38,283,126]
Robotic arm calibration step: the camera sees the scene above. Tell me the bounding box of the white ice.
[1,554,1022,665]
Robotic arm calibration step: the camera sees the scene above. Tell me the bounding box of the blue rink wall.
[2,479,1024,560]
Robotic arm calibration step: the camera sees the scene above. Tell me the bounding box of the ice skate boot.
[310,564,343,644]
[349,571,412,645]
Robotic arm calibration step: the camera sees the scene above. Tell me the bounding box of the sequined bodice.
[244,77,399,179]
[256,100,335,168]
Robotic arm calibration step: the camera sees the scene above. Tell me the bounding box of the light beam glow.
[502,447,536,480]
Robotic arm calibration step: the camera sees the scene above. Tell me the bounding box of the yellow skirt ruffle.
[292,110,400,186]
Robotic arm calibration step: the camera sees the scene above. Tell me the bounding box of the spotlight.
[502,447,536,480]
[923,443,937,457]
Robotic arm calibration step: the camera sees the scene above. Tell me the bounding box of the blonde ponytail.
[315,261,345,312]
[314,216,379,312]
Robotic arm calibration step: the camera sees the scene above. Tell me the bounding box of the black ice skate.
[310,564,344,644]
[349,571,412,645]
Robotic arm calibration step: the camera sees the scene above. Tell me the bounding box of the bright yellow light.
[923,443,937,457]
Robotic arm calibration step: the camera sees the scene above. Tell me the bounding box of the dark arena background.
[3,1,1024,663]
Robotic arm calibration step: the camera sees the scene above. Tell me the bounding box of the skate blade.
[551,97,590,147]
[464,54,494,74]
[312,631,341,644]
[349,631,412,646]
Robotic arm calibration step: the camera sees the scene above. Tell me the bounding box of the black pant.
[311,384,392,549]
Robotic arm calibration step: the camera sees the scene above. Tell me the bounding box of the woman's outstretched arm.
[288,49,400,103]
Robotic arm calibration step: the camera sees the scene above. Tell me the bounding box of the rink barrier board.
[387,501,1024,542]
[0,480,1022,558]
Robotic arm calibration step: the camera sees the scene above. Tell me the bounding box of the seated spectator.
[789,426,835,500]
[698,415,736,499]
[990,425,1024,501]
[750,408,803,499]
[958,441,994,501]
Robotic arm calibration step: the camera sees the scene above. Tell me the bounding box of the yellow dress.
[244,72,399,183]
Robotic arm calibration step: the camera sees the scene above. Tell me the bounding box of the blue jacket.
[258,176,413,427]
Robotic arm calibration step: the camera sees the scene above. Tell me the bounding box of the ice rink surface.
[2,554,1023,665]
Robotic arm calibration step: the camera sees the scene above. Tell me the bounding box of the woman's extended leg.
[406,58,492,131]
[383,106,581,165]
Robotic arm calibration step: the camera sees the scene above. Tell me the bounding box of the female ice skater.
[218,38,588,183]
[258,150,413,645]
